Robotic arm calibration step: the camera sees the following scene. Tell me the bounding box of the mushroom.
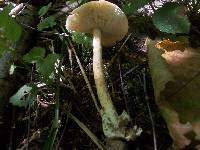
[66,0,138,140]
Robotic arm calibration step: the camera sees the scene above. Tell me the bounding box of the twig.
[118,61,134,127]
[114,65,139,84]
[110,33,132,67]
[26,66,34,150]
[68,46,73,74]
[122,65,139,78]
[142,69,157,150]
[26,96,31,150]
[20,129,42,150]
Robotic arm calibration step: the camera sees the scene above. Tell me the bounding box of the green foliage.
[23,47,46,63]
[38,2,52,17]
[10,84,33,107]
[0,5,22,55]
[0,6,22,41]
[71,32,92,48]
[42,125,58,150]
[37,53,59,79]
[152,2,190,34]
[37,16,56,31]
[123,0,150,15]
[23,47,59,79]
[0,40,9,53]
[4,1,196,149]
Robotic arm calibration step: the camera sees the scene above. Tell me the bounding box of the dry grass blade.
[68,40,101,113]
[69,113,106,150]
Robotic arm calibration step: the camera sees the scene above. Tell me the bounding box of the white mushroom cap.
[65,1,128,46]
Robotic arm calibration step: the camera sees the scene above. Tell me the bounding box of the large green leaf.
[0,5,22,56]
[23,47,59,80]
[23,47,46,63]
[0,5,22,41]
[123,0,150,15]
[152,2,190,34]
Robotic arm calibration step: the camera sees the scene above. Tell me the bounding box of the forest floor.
[2,0,200,149]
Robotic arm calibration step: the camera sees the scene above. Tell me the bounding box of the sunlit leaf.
[10,85,32,107]
[152,2,190,34]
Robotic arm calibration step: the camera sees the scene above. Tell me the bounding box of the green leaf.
[10,85,32,107]
[23,47,46,63]
[152,2,190,34]
[5,19,22,41]
[0,5,22,41]
[38,2,52,17]
[71,32,92,48]
[37,16,56,31]
[0,5,22,56]
[37,53,59,78]
[0,39,10,55]
[122,0,150,15]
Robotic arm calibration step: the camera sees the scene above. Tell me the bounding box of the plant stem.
[92,28,119,126]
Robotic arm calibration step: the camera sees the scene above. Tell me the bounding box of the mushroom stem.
[93,28,119,126]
